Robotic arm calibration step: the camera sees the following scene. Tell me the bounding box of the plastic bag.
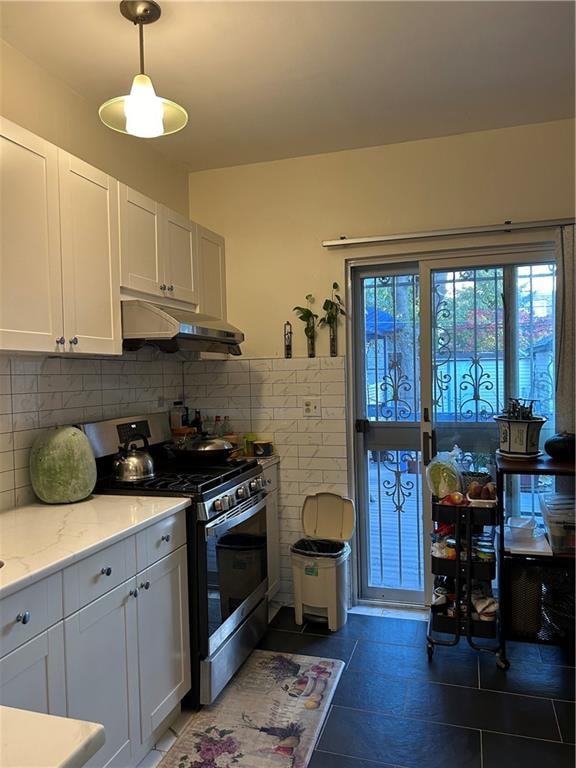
[425,446,462,499]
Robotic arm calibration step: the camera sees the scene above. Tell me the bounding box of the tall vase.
[329,324,337,357]
[306,317,316,358]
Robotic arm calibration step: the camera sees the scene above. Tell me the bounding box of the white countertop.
[257,455,280,470]
[0,495,189,599]
[0,706,105,768]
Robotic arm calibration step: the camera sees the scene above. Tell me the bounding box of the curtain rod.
[322,218,575,249]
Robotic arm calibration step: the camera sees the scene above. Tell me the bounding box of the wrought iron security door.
[354,266,424,603]
[354,252,556,605]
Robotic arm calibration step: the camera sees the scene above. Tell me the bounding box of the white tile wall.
[0,350,349,603]
[183,355,349,603]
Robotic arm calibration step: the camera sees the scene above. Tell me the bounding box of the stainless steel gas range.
[81,413,268,707]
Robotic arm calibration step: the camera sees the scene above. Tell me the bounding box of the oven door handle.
[204,495,267,539]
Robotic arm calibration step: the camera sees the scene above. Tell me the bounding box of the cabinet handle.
[139,581,151,590]
[100,567,112,576]
[16,611,31,625]
[69,336,78,345]
[161,534,171,543]
[55,336,65,346]
[129,588,139,598]
[159,284,167,291]
[167,285,174,292]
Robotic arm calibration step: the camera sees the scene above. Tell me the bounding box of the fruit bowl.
[466,493,497,508]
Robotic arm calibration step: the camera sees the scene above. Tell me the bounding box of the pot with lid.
[167,432,235,463]
[113,434,155,482]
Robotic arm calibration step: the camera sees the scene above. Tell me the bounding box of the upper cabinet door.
[59,152,122,355]
[0,117,64,353]
[161,207,199,305]
[197,225,226,320]
[118,184,164,297]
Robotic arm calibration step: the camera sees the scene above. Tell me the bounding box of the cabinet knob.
[161,534,171,543]
[167,285,174,292]
[139,581,151,590]
[55,336,65,346]
[159,284,167,291]
[16,611,31,625]
[129,588,139,598]
[100,566,112,576]
[69,336,78,345]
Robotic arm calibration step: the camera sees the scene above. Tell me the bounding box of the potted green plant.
[293,294,318,357]
[318,282,346,356]
[493,398,547,458]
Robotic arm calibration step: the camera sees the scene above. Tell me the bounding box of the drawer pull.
[100,567,112,576]
[139,581,151,590]
[129,589,139,598]
[161,534,171,543]
[16,611,31,625]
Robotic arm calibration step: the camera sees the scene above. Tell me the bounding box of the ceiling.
[0,1,574,171]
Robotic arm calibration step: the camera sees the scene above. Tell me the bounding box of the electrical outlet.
[157,396,165,408]
[303,398,321,418]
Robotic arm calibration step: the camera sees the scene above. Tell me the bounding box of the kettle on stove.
[113,434,155,482]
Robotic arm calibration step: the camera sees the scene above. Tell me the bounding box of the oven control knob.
[213,498,223,512]
[249,479,259,493]
[221,495,231,511]
[236,486,246,500]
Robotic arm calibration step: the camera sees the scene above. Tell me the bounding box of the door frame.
[345,237,557,608]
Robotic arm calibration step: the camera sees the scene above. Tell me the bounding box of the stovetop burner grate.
[96,457,260,497]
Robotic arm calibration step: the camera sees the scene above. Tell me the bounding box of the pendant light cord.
[138,22,145,74]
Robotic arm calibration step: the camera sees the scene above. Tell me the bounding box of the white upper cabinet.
[59,152,122,355]
[0,117,122,356]
[197,225,226,320]
[161,207,199,305]
[118,184,163,297]
[119,186,200,307]
[0,117,64,353]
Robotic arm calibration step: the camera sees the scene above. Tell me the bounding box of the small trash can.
[217,533,266,619]
[291,492,355,632]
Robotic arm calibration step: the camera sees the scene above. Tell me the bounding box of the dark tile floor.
[260,608,576,768]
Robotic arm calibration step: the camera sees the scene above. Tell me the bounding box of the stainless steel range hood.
[121,300,244,355]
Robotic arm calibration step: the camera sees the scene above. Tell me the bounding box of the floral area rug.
[159,650,344,768]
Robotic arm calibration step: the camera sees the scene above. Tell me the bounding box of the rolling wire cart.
[426,497,509,670]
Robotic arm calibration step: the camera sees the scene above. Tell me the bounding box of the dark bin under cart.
[426,498,508,669]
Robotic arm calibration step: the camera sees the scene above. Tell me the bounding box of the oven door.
[204,494,268,657]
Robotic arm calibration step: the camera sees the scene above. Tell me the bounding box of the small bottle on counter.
[214,415,223,436]
[190,409,202,432]
[222,416,232,435]
[170,400,188,429]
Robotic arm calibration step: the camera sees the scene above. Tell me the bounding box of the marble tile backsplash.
[0,352,348,604]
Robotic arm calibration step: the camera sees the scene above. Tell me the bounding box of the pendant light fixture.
[99,0,187,138]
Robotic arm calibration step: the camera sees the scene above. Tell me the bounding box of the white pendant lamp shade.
[99,74,188,138]
[99,1,187,139]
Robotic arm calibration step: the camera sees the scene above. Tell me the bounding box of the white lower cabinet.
[137,546,190,741]
[0,623,66,716]
[64,578,140,768]
[64,546,190,767]
[263,464,280,600]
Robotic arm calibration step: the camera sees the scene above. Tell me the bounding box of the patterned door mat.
[159,650,344,768]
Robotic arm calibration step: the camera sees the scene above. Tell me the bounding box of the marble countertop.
[0,705,105,768]
[257,455,280,470]
[0,495,189,599]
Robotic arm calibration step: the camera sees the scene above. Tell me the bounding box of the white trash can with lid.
[291,492,355,632]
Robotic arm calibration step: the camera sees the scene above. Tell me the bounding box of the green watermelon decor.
[30,427,97,504]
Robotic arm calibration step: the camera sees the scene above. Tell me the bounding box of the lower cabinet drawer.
[0,573,63,658]
[63,536,137,615]
[136,510,187,571]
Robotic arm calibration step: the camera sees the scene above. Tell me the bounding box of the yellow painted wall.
[0,40,189,214]
[188,119,575,358]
